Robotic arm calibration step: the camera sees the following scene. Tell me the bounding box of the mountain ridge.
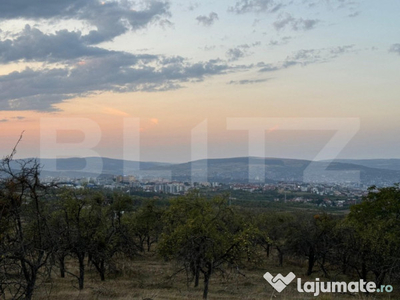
[13,156,398,185]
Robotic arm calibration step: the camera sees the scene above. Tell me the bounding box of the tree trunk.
[277,247,283,266]
[194,267,200,288]
[203,269,212,299]
[78,252,85,290]
[100,260,105,281]
[306,246,315,276]
[266,244,270,258]
[25,271,37,300]
[341,254,347,275]
[361,261,367,281]
[93,258,106,281]
[25,280,35,300]
[139,236,145,252]
[147,236,151,252]
[59,256,66,278]
[87,253,92,266]
[319,255,328,277]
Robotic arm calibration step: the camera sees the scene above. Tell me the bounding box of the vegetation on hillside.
[1,151,400,299]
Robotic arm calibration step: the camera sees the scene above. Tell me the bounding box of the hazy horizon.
[1,0,399,163]
[12,155,400,165]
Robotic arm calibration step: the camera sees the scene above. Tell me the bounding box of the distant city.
[48,173,366,208]
[32,156,400,209]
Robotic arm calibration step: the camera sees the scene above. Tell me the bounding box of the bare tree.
[0,134,54,299]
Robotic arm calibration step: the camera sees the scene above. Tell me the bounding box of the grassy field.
[30,250,397,300]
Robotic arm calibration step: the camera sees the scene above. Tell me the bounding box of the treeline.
[1,154,400,299]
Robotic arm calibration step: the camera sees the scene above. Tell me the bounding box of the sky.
[0,0,399,163]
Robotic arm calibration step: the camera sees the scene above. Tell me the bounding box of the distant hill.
[21,156,400,185]
[35,157,171,179]
[155,157,400,185]
[330,159,400,171]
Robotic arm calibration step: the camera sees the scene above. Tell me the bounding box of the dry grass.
[29,252,397,300]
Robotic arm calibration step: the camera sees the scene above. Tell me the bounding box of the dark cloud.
[0,0,89,19]
[0,0,170,45]
[228,0,283,14]
[196,12,219,26]
[389,44,400,55]
[0,53,230,111]
[228,78,269,84]
[0,0,202,112]
[81,1,170,44]
[273,13,319,31]
[0,118,8,122]
[0,25,111,63]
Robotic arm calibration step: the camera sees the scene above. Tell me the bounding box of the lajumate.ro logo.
[263,272,394,296]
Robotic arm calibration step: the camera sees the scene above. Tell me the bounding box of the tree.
[0,137,54,299]
[288,213,337,276]
[254,212,295,266]
[131,200,163,252]
[87,195,120,282]
[346,185,400,285]
[158,192,256,299]
[56,189,105,289]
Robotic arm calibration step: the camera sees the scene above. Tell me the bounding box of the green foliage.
[158,192,257,299]
[2,157,400,300]
[345,184,400,284]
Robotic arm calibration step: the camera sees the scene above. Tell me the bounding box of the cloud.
[226,43,261,61]
[0,116,25,122]
[389,44,400,55]
[228,79,269,84]
[269,36,292,46]
[0,1,239,111]
[226,48,246,61]
[273,13,319,31]
[258,63,280,72]
[228,0,283,14]
[103,107,130,116]
[329,45,356,57]
[196,12,219,26]
[159,19,174,29]
[348,11,360,17]
[201,45,216,51]
[0,0,170,45]
[188,2,200,11]
[303,0,361,10]
[0,53,231,111]
[259,45,355,72]
[0,25,111,63]
[0,1,171,64]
